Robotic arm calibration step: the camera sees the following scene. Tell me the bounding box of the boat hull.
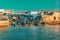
[0,20,11,26]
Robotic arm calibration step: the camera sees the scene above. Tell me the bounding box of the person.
[16,18,21,26]
[11,19,16,26]
[11,21,16,26]
[33,15,41,26]
[34,18,38,26]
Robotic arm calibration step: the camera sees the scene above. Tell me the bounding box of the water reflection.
[45,24,60,32]
[0,26,60,40]
[0,24,60,33]
[0,26,8,31]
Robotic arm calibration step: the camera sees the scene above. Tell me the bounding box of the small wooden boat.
[0,20,11,27]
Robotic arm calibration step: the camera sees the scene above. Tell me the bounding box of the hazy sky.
[0,0,59,11]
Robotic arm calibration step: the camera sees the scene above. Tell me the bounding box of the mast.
[56,0,58,11]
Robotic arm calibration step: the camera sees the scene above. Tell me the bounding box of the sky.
[0,0,59,11]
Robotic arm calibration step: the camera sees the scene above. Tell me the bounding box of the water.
[0,26,60,40]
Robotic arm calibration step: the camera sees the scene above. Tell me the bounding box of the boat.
[0,20,11,27]
[42,11,60,24]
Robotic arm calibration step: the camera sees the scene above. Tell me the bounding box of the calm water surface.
[0,26,60,40]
